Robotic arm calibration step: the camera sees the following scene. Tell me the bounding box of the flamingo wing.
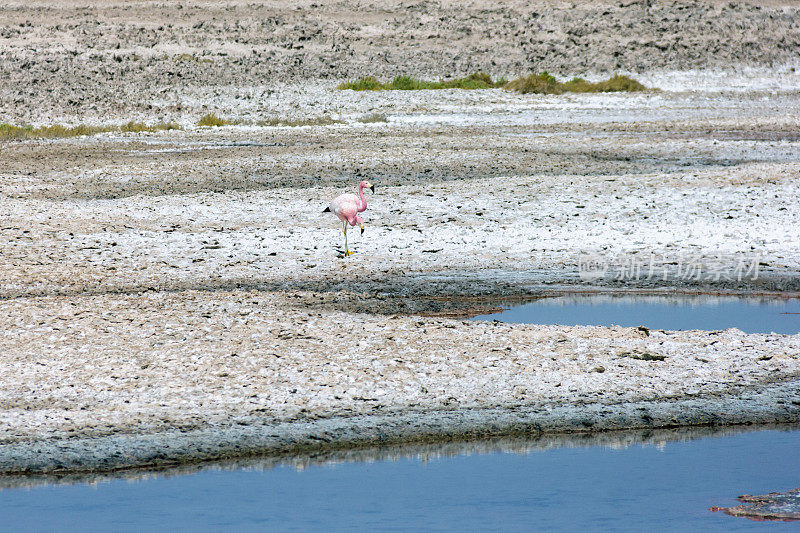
[329,193,360,225]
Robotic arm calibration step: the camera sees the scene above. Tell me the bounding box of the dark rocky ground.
[1,0,799,123]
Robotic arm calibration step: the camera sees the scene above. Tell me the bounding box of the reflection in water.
[472,293,800,334]
[0,425,798,531]
[1,423,795,490]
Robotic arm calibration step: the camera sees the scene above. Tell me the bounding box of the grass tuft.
[338,72,506,91]
[338,76,383,91]
[591,74,648,92]
[504,72,563,94]
[385,75,427,90]
[197,113,232,127]
[505,72,648,94]
[0,121,184,140]
[437,71,508,89]
[0,123,111,139]
[120,121,181,133]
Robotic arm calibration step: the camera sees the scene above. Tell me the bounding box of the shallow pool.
[1,427,798,531]
[471,294,800,334]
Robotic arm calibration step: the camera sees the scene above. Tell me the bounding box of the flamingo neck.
[356,182,368,212]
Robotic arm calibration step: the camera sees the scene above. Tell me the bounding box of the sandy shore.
[1,0,799,474]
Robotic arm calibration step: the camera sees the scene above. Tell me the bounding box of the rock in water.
[711,487,800,522]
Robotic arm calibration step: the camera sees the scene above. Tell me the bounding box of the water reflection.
[472,293,800,334]
[1,425,798,531]
[2,423,796,490]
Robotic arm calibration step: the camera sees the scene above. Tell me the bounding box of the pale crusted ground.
[1,83,800,472]
[1,113,799,301]
[1,84,799,472]
[1,290,798,445]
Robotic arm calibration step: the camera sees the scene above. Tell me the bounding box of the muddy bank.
[1,382,798,475]
[3,423,795,486]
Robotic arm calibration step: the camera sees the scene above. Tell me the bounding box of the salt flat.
[1,82,799,473]
[0,0,798,473]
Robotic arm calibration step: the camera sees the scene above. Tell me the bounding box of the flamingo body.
[329,193,364,227]
[325,180,374,256]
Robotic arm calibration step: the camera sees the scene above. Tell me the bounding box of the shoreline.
[2,380,798,476]
[2,422,797,489]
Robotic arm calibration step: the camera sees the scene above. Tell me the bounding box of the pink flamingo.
[324,180,375,256]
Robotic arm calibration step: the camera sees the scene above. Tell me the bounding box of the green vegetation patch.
[197,113,233,127]
[0,123,111,139]
[0,121,184,140]
[120,121,181,133]
[506,73,648,94]
[338,72,506,91]
[505,72,563,94]
[338,71,645,94]
[340,76,384,91]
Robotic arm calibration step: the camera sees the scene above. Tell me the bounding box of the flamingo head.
[360,180,375,193]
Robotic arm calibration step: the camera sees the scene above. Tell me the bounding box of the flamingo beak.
[369,184,375,193]
[360,225,365,235]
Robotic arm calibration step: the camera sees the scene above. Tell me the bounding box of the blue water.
[1,428,798,531]
[472,295,800,334]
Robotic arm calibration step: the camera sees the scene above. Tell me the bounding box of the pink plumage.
[325,180,374,256]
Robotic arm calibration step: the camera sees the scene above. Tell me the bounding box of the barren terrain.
[1,0,800,124]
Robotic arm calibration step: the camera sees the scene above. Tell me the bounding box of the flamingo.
[324,180,375,256]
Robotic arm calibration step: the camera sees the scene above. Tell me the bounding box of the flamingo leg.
[342,220,352,256]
